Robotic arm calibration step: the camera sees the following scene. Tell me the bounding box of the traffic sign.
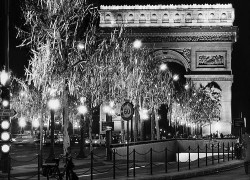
[0,109,16,117]
[101,121,114,131]
[234,118,244,127]
[120,102,134,121]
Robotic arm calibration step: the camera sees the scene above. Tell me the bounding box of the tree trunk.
[155,106,160,140]
[134,103,139,142]
[151,107,155,140]
[121,120,125,143]
[63,86,70,156]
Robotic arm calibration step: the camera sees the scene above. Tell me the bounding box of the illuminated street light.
[19,117,26,128]
[32,118,40,129]
[173,74,179,81]
[103,105,111,114]
[139,108,149,120]
[159,63,168,71]
[1,144,10,153]
[77,42,85,51]
[46,98,60,163]
[0,70,9,86]
[2,100,9,107]
[133,39,142,49]
[184,84,189,90]
[77,105,87,115]
[77,104,87,158]
[48,99,60,110]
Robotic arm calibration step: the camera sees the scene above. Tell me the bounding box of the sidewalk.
[0,157,246,179]
[102,160,245,180]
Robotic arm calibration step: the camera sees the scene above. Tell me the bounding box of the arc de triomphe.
[99,4,238,135]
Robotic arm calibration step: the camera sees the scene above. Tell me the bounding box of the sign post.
[121,102,134,177]
[234,118,244,144]
[0,109,16,117]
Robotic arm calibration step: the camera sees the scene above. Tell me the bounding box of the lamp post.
[139,108,149,141]
[77,104,87,158]
[46,98,60,163]
[19,117,26,137]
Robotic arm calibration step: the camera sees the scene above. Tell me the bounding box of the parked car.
[12,134,35,145]
[70,135,81,145]
[92,138,106,147]
[85,138,90,146]
[44,134,63,146]
[55,134,63,145]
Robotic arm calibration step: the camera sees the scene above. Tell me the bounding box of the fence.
[0,141,241,180]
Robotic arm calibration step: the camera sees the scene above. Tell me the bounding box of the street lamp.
[0,70,9,86]
[46,98,60,163]
[139,108,149,141]
[19,117,26,137]
[133,39,142,49]
[159,63,168,71]
[77,104,87,158]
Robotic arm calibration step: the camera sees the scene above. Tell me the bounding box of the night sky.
[0,0,250,133]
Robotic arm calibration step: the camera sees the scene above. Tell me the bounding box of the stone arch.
[154,49,190,72]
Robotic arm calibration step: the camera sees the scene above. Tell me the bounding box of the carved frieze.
[196,51,226,68]
[129,33,234,42]
[100,4,235,28]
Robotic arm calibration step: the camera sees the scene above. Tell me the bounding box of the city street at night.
[1,0,250,180]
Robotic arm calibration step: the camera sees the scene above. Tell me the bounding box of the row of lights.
[0,70,11,153]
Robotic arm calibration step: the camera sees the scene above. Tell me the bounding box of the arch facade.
[99,4,238,135]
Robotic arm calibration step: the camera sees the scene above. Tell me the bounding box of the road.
[186,166,250,180]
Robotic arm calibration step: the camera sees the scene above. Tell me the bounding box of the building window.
[174,13,181,23]
[128,14,134,23]
[185,13,192,23]
[116,14,123,23]
[220,13,227,22]
[209,13,215,22]
[139,14,146,23]
[151,14,157,23]
[162,13,169,23]
[105,14,111,24]
[197,13,203,23]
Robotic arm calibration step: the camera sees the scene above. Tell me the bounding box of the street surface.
[186,166,250,180]
[0,143,249,180]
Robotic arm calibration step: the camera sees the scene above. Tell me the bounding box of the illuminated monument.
[99,4,237,135]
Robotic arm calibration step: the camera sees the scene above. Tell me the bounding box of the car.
[85,138,90,146]
[44,134,63,145]
[92,138,106,147]
[12,134,35,145]
[55,134,63,145]
[70,135,81,145]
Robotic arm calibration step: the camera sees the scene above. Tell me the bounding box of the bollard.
[8,154,10,180]
[232,142,234,160]
[133,149,135,177]
[228,142,230,161]
[206,144,208,166]
[198,145,200,168]
[212,144,214,165]
[38,154,40,180]
[223,143,225,162]
[150,148,153,175]
[218,143,220,164]
[113,149,115,179]
[127,145,129,177]
[165,147,168,173]
[188,146,190,170]
[177,147,180,172]
[91,151,93,180]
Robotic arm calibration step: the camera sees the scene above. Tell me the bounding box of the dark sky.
[0,0,250,132]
